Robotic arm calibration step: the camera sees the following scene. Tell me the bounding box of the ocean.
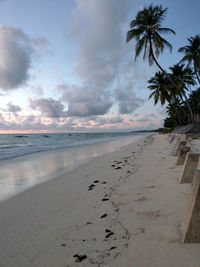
[0,132,149,161]
[0,132,151,202]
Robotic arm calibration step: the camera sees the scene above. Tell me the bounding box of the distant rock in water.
[43,135,49,138]
[15,135,28,138]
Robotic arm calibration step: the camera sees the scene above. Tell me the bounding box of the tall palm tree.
[179,35,200,84]
[148,72,172,105]
[126,4,175,72]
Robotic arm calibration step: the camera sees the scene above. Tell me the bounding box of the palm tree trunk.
[149,37,194,122]
[181,89,194,122]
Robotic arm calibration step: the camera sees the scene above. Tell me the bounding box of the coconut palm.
[179,35,200,84]
[169,64,196,122]
[166,98,188,125]
[148,72,172,105]
[126,4,175,72]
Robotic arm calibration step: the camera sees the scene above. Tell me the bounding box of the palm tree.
[126,4,175,73]
[169,64,196,122]
[166,98,187,125]
[179,35,200,84]
[148,72,172,105]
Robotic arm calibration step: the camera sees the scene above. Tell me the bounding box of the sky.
[0,0,199,133]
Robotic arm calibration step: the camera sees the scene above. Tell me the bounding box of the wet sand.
[0,134,200,266]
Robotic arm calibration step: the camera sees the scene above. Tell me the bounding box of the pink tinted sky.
[0,0,199,133]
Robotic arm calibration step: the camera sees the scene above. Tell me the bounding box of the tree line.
[126,4,200,129]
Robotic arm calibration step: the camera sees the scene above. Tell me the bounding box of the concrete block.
[182,169,200,243]
[174,141,187,156]
[176,146,190,165]
[179,152,200,184]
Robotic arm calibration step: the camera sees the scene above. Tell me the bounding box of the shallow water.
[0,134,148,202]
[0,132,146,161]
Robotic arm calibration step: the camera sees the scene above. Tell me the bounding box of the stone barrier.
[179,152,200,184]
[174,140,187,156]
[181,169,200,243]
[176,146,190,165]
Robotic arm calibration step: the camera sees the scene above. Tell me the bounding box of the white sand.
[0,134,200,267]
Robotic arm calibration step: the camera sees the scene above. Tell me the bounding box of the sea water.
[0,132,149,161]
[0,132,151,202]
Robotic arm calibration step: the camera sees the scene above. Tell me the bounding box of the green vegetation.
[127,4,200,130]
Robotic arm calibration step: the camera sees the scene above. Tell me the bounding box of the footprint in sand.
[115,166,122,170]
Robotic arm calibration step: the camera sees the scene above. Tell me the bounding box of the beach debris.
[101,181,106,184]
[88,184,95,190]
[73,254,87,262]
[93,180,99,183]
[61,243,66,247]
[114,166,122,170]
[110,164,116,167]
[105,229,114,238]
[100,213,107,218]
[87,221,92,224]
[102,198,109,201]
[109,246,117,250]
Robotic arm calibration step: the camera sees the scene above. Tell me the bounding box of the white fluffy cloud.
[0,26,48,90]
[63,0,145,118]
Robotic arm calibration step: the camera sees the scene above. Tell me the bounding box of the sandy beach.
[0,134,200,267]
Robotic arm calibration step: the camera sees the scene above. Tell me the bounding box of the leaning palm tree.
[126,4,175,72]
[179,35,200,84]
[148,72,172,105]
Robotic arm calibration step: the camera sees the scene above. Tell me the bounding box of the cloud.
[29,97,67,118]
[116,84,144,114]
[92,115,124,126]
[59,84,112,117]
[109,116,124,124]
[29,85,44,96]
[5,102,22,113]
[0,26,48,90]
[64,0,147,118]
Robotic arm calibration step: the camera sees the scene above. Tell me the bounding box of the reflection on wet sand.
[0,136,142,202]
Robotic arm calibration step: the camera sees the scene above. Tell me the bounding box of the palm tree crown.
[126,4,175,70]
[148,71,172,105]
[179,35,200,83]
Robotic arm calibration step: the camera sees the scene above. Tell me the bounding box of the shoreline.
[0,134,148,203]
[0,134,200,266]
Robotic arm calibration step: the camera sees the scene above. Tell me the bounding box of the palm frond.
[157,27,176,35]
